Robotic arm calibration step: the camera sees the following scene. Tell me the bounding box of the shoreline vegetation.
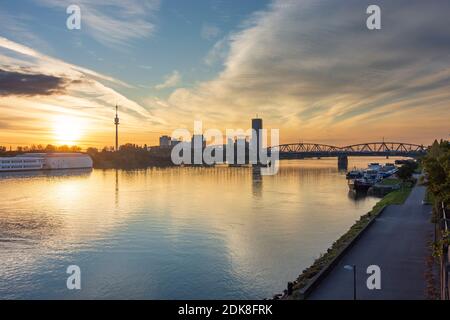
[422,140,450,223]
[422,140,450,300]
[86,145,174,169]
[282,178,415,300]
[0,144,174,169]
[281,139,449,300]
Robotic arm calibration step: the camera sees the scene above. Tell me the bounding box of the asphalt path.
[308,185,433,300]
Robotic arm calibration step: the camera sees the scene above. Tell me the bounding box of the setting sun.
[1,0,450,303]
[53,116,84,145]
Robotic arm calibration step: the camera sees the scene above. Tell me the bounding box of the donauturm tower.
[114,104,120,151]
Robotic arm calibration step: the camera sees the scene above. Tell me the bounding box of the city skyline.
[1,0,450,149]
[1,0,450,304]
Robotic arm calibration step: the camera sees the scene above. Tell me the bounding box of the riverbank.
[281,182,414,299]
[306,184,433,299]
[88,147,173,169]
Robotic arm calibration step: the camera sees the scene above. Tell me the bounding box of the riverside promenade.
[309,185,433,300]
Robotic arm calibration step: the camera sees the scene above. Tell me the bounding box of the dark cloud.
[0,69,68,96]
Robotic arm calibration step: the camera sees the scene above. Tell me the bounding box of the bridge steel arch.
[270,142,426,159]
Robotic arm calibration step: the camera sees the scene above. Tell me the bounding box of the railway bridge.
[269,142,426,168]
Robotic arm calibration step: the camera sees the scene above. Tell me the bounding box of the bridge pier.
[337,155,348,170]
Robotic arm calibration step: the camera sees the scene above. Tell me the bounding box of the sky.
[0,0,449,149]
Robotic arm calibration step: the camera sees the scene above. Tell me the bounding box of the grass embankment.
[290,183,413,299]
[370,185,413,214]
[380,178,401,186]
[424,188,435,205]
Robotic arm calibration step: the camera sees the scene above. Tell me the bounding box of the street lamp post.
[344,264,356,300]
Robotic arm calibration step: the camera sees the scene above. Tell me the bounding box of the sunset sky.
[0,0,449,149]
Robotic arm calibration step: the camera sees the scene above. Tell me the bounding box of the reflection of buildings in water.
[347,189,370,202]
[0,168,92,180]
[115,169,119,207]
[338,167,348,174]
[251,167,262,197]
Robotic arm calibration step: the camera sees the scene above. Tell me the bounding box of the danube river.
[0,157,402,299]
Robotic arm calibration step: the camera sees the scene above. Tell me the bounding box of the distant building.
[159,135,172,148]
[235,138,249,164]
[171,139,181,147]
[252,118,263,164]
[252,118,263,147]
[191,134,206,149]
[236,137,248,148]
[0,153,92,172]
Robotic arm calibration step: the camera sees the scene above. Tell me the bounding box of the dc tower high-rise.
[252,117,263,165]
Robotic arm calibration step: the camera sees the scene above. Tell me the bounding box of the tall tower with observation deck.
[114,105,120,151]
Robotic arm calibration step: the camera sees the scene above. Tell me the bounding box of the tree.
[45,144,57,152]
[86,147,98,155]
[429,139,441,158]
[423,140,450,206]
[397,163,414,182]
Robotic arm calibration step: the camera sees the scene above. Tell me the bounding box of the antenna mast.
[114,105,120,151]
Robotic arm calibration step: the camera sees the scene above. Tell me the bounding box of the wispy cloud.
[0,9,51,53]
[34,0,160,47]
[0,36,130,87]
[151,0,450,145]
[0,36,166,147]
[139,65,153,70]
[154,70,181,90]
[204,36,229,66]
[201,23,220,41]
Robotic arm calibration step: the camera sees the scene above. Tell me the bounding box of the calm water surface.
[0,158,402,299]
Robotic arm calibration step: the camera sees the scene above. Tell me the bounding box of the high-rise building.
[252,118,263,164]
[159,135,172,148]
[191,135,206,149]
[191,134,206,165]
[171,139,181,147]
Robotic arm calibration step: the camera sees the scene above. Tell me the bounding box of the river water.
[0,157,403,299]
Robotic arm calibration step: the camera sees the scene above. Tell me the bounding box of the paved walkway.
[309,185,433,300]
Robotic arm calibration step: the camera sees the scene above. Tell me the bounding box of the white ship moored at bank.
[0,153,93,172]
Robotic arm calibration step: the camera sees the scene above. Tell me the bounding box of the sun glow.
[53,116,84,145]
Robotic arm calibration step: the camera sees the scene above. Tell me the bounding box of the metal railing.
[441,202,449,300]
